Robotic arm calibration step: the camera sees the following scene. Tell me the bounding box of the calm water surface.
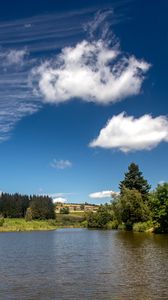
[0,228,168,300]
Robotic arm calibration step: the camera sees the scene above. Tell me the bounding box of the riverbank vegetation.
[0,194,55,220]
[0,193,56,231]
[0,162,167,233]
[86,163,168,233]
[0,213,86,232]
[0,218,57,232]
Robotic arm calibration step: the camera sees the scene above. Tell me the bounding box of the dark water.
[0,229,168,300]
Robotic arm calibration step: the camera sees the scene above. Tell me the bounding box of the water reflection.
[0,229,168,299]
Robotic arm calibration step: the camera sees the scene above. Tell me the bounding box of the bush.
[25,208,33,221]
[106,220,118,229]
[0,215,4,227]
[87,205,113,229]
[60,207,69,214]
[118,223,126,230]
[133,221,154,232]
[48,219,57,226]
[150,183,168,233]
[81,220,88,228]
[114,188,150,230]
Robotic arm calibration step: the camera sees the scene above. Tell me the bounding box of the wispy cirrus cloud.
[0,9,102,142]
[0,6,150,142]
[50,159,72,170]
[0,48,40,141]
[0,4,127,53]
[0,8,117,142]
[0,8,100,53]
[90,113,168,152]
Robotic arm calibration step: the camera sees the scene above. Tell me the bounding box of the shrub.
[106,220,118,229]
[114,188,150,230]
[81,220,88,228]
[150,183,168,233]
[60,207,69,214]
[25,208,33,221]
[0,215,4,227]
[133,221,154,232]
[87,205,113,229]
[48,219,57,226]
[118,223,126,230]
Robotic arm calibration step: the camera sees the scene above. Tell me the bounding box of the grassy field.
[0,218,57,232]
[0,213,87,232]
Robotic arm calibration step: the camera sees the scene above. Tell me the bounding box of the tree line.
[0,193,55,220]
[87,163,168,233]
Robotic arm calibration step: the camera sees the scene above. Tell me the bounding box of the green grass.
[56,213,86,227]
[0,218,57,232]
[0,214,87,232]
[65,211,85,217]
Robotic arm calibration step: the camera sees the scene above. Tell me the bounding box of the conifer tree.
[119,163,151,199]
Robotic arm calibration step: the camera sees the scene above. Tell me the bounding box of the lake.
[0,229,168,299]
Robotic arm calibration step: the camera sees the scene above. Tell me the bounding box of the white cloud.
[90,113,168,152]
[0,49,27,67]
[158,181,165,186]
[31,39,150,105]
[89,190,118,199]
[48,192,75,198]
[53,197,68,204]
[50,159,72,169]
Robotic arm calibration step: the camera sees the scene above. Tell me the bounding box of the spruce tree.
[119,163,151,199]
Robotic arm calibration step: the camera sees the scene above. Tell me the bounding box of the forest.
[0,194,55,221]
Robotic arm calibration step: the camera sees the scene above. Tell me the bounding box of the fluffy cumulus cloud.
[90,113,168,152]
[52,197,68,204]
[31,39,150,105]
[50,159,72,169]
[89,190,118,199]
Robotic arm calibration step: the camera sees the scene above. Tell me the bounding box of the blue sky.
[0,0,167,204]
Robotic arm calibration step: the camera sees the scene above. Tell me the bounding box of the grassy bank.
[0,213,87,232]
[0,218,57,232]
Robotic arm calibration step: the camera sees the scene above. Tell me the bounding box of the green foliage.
[0,218,57,232]
[80,220,88,228]
[0,193,56,221]
[56,213,85,227]
[118,223,126,230]
[87,205,113,229]
[119,163,151,199]
[133,221,154,232]
[114,188,150,230]
[149,183,168,233]
[60,207,69,214]
[0,214,4,226]
[25,208,33,221]
[0,193,29,218]
[80,204,85,210]
[30,195,55,220]
[106,220,119,230]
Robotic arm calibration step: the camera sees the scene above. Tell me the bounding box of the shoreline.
[0,217,86,232]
